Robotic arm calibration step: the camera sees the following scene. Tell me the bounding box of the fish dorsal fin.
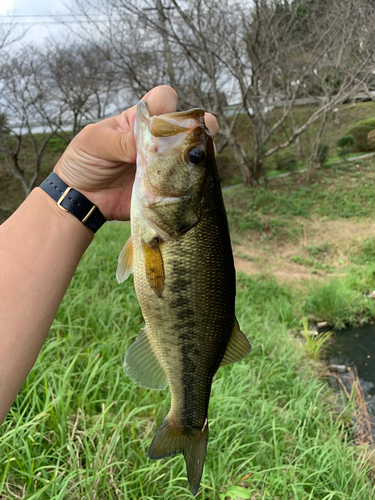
[116,236,133,284]
[220,318,251,367]
[143,239,165,297]
[124,326,168,390]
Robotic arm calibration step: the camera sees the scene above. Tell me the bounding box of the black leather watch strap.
[39,172,106,233]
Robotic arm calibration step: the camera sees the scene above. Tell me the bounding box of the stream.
[325,323,375,417]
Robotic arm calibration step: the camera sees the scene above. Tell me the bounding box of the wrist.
[39,172,106,233]
[34,187,95,242]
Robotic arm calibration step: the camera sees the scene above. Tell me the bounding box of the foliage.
[337,135,355,161]
[304,279,375,329]
[336,135,355,161]
[300,317,333,360]
[306,242,332,270]
[275,153,298,171]
[337,135,355,149]
[349,237,375,265]
[348,118,375,152]
[1,223,375,498]
[47,135,68,153]
[317,143,329,167]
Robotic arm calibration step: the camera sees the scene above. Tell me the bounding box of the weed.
[235,251,255,261]
[349,237,375,265]
[304,279,375,329]
[306,242,329,258]
[300,317,333,360]
[291,243,334,272]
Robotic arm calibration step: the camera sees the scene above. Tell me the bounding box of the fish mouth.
[149,195,192,207]
[136,100,205,140]
[141,195,192,210]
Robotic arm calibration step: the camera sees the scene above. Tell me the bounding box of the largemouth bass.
[117,101,251,495]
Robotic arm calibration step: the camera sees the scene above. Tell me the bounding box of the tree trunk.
[307,111,327,182]
[295,135,303,160]
[225,132,254,187]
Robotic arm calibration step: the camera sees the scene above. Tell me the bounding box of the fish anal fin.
[143,238,165,297]
[149,415,208,496]
[116,236,133,284]
[220,318,251,367]
[123,326,168,390]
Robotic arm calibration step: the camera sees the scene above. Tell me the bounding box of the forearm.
[0,188,93,424]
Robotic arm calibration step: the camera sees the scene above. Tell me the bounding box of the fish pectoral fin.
[116,236,133,284]
[220,318,251,367]
[123,326,168,390]
[149,416,208,496]
[143,238,165,297]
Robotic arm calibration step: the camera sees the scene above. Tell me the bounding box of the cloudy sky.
[0,0,85,46]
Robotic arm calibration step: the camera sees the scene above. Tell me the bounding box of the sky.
[0,0,85,46]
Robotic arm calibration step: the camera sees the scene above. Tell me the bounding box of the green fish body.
[117,101,251,495]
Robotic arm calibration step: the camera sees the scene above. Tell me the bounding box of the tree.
[218,0,375,183]
[67,0,375,186]
[43,40,120,141]
[0,46,63,197]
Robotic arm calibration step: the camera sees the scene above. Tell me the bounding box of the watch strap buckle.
[57,187,72,212]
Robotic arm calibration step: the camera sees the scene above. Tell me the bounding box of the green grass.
[1,223,375,498]
[290,244,335,273]
[224,159,375,243]
[349,237,375,265]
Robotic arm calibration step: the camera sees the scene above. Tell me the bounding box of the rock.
[317,321,329,329]
[298,329,318,338]
[329,364,348,373]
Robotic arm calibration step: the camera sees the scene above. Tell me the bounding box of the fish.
[116,101,251,495]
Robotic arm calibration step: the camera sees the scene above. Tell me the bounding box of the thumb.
[79,112,137,165]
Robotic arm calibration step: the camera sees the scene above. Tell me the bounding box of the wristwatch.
[39,172,106,233]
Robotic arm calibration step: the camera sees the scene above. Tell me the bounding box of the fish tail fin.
[148,415,209,496]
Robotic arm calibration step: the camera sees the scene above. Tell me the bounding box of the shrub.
[368,129,375,148]
[317,143,329,167]
[337,135,355,161]
[348,118,375,152]
[275,154,298,171]
[336,135,355,148]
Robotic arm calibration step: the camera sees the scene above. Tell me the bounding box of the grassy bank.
[226,158,375,326]
[1,219,375,499]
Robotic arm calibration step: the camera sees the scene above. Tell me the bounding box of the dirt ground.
[233,218,375,282]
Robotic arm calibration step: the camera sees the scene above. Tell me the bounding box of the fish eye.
[187,146,205,164]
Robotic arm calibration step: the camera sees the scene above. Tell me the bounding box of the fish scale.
[117,101,251,495]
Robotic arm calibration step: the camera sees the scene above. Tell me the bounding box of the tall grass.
[1,223,374,499]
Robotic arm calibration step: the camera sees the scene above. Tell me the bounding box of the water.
[325,323,375,418]
[326,323,375,388]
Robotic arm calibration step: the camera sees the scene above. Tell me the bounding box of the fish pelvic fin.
[148,416,209,496]
[116,236,133,284]
[124,326,168,390]
[220,317,251,367]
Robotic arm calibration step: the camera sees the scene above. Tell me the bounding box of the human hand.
[54,85,219,221]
